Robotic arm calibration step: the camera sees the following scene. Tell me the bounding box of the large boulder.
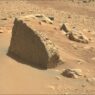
[8,18,60,69]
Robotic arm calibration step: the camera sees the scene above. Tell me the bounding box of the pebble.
[72,44,78,49]
[55,76,61,80]
[48,85,55,90]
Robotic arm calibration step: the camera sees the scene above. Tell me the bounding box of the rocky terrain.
[0,0,95,94]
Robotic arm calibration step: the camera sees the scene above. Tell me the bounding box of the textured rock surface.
[34,14,53,24]
[8,18,59,69]
[62,69,83,78]
[67,30,89,43]
[23,14,53,24]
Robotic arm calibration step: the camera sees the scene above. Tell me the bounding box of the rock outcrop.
[8,18,60,69]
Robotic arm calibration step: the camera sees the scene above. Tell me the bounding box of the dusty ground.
[0,0,95,94]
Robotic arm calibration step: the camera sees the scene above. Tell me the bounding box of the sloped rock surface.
[8,18,59,69]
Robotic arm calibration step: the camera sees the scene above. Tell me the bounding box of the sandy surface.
[0,0,95,94]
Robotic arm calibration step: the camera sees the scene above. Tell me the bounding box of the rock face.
[8,18,59,69]
[67,30,89,43]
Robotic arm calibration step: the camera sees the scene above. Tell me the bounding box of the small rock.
[72,44,78,49]
[91,31,95,35]
[66,30,89,44]
[77,59,84,64]
[68,15,71,19]
[88,30,91,32]
[60,23,70,33]
[48,85,55,90]
[55,76,61,80]
[21,12,24,14]
[91,57,95,61]
[35,14,53,24]
[81,84,86,88]
[86,77,95,83]
[62,69,83,78]
[54,27,57,30]
[38,21,42,25]
[64,92,69,95]
[48,16,54,21]
[0,29,3,33]
[1,18,7,20]
[0,31,3,33]
[54,69,60,72]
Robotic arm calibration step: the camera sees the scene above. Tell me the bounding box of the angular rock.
[21,14,53,24]
[62,69,83,78]
[8,18,60,69]
[60,23,70,33]
[66,30,89,43]
[48,16,54,21]
[34,14,53,24]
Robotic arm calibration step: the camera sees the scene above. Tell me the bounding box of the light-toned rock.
[47,85,56,90]
[91,57,95,61]
[8,18,60,69]
[33,14,53,24]
[62,69,83,78]
[72,44,78,49]
[0,27,4,33]
[55,76,61,80]
[21,14,53,24]
[0,30,3,33]
[66,30,89,43]
[86,77,95,85]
